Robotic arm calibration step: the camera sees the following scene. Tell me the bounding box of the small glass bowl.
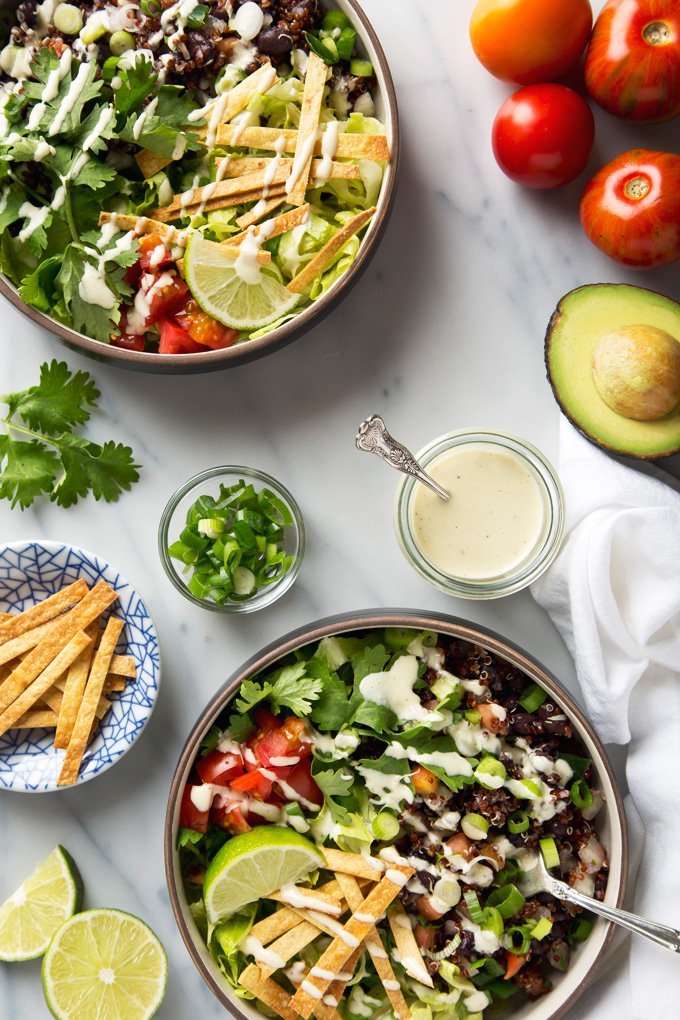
[158,466,305,614]
[394,429,565,600]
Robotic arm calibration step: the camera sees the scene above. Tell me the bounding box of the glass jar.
[159,466,305,614]
[393,429,564,599]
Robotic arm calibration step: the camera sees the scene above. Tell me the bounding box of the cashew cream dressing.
[410,446,546,580]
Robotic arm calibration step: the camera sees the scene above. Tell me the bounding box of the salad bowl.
[0,0,399,374]
[165,609,627,1020]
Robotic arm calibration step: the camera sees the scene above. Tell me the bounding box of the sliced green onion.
[141,0,161,14]
[185,2,208,27]
[79,12,108,43]
[322,9,351,31]
[285,802,310,832]
[530,917,553,941]
[481,906,503,938]
[109,30,135,55]
[53,3,83,34]
[180,525,209,550]
[198,517,225,539]
[102,55,120,81]
[384,628,415,651]
[568,918,594,943]
[233,566,256,595]
[495,859,521,885]
[539,837,560,870]
[463,890,484,925]
[372,811,400,841]
[508,778,542,799]
[474,756,506,790]
[336,27,356,60]
[518,683,547,713]
[461,813,490,841]
[486,884,525,919]
[508,810,530,834]
[482,958,505,979]
[571,780,593,810]
[350,57,373,77]
[464,709,481,725]
[485,979,519,1001]
[503,925,532,955]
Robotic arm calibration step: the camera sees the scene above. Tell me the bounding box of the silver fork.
[530,854,680,953]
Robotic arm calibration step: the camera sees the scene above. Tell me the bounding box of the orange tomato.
[470,0,593,85]
[411,764,440,796]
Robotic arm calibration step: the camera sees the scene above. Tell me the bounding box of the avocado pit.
[592,325,680,421]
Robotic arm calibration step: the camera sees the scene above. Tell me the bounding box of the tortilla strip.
[217,157,360,182]
[0,581,117,716]
[153,168,292,222]
[318,943,364,1017]
[236,195,286,229]
[250,909,306,946]
[228,204,310,247]
[135,149,173,179]
[58,616,125,786]
[96,213,270,264]
[286,962,346,1020]
[267,885,343,915]
[287,207,376,294]
[240,964,298,1020]
[336,874,411,1020]
[215,124,390,162]
[387,902,433,987]
[42,681,111,723]
[0,631,93,736]
[11,710,60,728]
[0,580,88,646]
[0,616,68,668]
[49,620,99,749]
[255,920,322,981]
[0,612,13,621]
[321,848,386,882]
[286,53,327,207]
[289,864,413,1017]
[109,654,136,678]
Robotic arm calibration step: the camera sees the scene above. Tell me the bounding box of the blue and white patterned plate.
[0,541,160,793]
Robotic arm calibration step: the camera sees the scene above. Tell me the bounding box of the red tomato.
[253,706,280,734]
[470,0,593,85]
[256,730,290,767]
[580,149,680,268]
[124,233,173,286]
[231,769,273,800]
[280,717,313,756]
[158,319,205,354]
[179,784,209,833]
[110,321,145,351]
[585,0,680,123]
[175,298,238,350]
[144,271,188,324]
[492,84,595,189]
[213,803,251,834]
[195,750,243,786]
[281,758,324,809]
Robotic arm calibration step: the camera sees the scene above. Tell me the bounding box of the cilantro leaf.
[268,664,322,716]
[351,701,397,734]
[75,104,118,155]
[385,732,478,793]
[0,435,58,509]
[309,669,353,732]
[0,187,27,234]
[24,51,102,139]
[355,754,414,811]
[57,247,120,342]
[351,643,389,688]
[52,434,140,508]
[0,228,23,285]
[311,760,353,825]
[112,59,158,118]
[2,359,99,436]
[119,84,204,157]
[233,678,274,716]
[227,712,255,742]
[18,256,64,316]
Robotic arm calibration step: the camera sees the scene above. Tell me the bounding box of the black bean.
[185,30,216,67]
[510,711,536,735]
[543,716,570,736]
[256,25,293,54]
[418,870,437,893]
[503,694,519,712]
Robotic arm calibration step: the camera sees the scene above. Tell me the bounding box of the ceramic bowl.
[165,609,627,1020]
[0,0,399,374]
[0,540,160,792]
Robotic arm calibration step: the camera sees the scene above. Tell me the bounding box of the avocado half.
[545,283,680,459]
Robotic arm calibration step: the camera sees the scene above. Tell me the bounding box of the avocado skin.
[545,283,680,460]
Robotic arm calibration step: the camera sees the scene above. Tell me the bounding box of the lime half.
[0,845,83,962]
[42,908,167,1020]
[184,235,301,331]
[203,826,324,923]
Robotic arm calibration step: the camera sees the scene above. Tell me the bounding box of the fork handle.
[550,877,680,953]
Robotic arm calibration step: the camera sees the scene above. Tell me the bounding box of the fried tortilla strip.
[216,157,360,181]
[336,873,411,1020]
[0,631,92,736]
[215,124,390,162]
[109,654,136,678]
[0,580,88,646]
[228,204,310,246]
[102,676,125,692]
[236,195,286,229]
[240,964,298,1020]
[289,864,413,1017]
[97,211,271,262]
[135,149,173,179]
[0,612,13,622]
[11,709,60,728]
[267,885,343,916]
[250,909,312,947]
[58,616,125,786]
[42,682,111,723]
[51,620,98,749]
[285,53,327,207]
[287,207,376,294]
[316,943,364,1017]
[0,617,73,668]
[387,902,433,987]
[153,169,292,221]
[254,920,322,981]
[0,581,117,715]
[286,961,346,1020]
[321,848,386,882]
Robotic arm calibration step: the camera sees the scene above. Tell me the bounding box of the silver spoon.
[525,853,680,953]
[355,414,450,502]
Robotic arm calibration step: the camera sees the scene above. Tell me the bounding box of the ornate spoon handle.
[355,414,450,501]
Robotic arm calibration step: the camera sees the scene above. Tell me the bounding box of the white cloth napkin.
[531,418,680,1020]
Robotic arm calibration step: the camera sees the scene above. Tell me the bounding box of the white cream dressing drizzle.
[285,127,321,195]
[27,49,72,132]
[277,885,341,915]
[241,936,285,971]
[48,61,91,137]
[385,739,473,779]
[314,120,338,187]
[360,655,442,724]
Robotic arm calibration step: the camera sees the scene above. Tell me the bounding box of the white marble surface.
[1,1,679,1015]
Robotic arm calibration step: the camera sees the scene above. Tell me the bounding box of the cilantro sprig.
[0,360,140,509]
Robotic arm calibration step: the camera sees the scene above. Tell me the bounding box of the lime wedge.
[203,826,324,923]
[184,235,301,331]
[0,845,83,962]
[42,908,167,1020]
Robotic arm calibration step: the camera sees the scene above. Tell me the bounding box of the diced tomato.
[280,717,313,756]
[414,923,434,950]
[138,233,174,272]
[195,750,243,786]
[110,309,145,351]
[504,952,528,980]
[175,297,239,350]
[445,833,474,858]
[158,318,205,354]
[255,729,290,767]
[412,764,440,796]
[415,895,446,921]
[231,769,273,800]
[145,271,188,323]
[213,803,251,834]
[478,702,506,734]
[253,706,279,734]
[280,757,323,809]
[179,784,209,833]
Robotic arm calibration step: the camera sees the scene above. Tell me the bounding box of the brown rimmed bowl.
[165,609,627,1020]
[0,0,398,374]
